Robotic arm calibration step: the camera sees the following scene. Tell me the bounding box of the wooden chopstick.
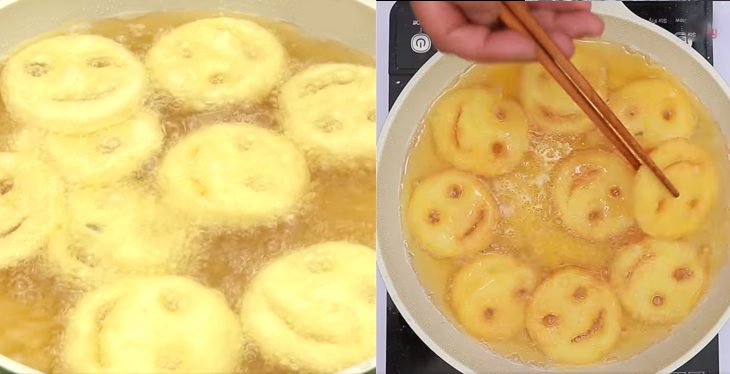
[498,7,640,171]
[499,2,680,198]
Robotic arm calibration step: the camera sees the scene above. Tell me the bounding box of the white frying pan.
[0,0,375,373]
[377,2,730,373]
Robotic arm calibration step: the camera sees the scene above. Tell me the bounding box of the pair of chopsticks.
[498,2,679,198]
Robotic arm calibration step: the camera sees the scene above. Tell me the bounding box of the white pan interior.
[377,2,730,373]
[0,0,375,373]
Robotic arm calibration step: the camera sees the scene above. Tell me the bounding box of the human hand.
[411,1,604,62]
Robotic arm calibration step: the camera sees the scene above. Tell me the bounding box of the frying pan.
[377,2,730,373]
[0,0,375,373]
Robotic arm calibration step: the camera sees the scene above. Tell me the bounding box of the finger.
[410,1,474,47]
[528,2,592,12]
[547,32,576,57]
[552,10,605,38]
[411,2,502,60]
[452,1,501,25]
[411,1,466,31]
[444,28,575,62]
[450,27,537,61]
[530,9,604,38]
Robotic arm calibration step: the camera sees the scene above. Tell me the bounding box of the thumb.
[547,31,576,58]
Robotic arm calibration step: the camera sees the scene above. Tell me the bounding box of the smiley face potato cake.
[13,111,164,185]
[157,123,310,228]
[279,63,376,170]
[146,17,287,111]
[450,253,537,341]
[634,139,719,239]
[609,79,697,148]
[526,268,622,365]
[60,276,243,374]
[427,87,529,177]
[551,149,635,241]
[521,43,608,135]
[46,186,196,288]
[239,241,375,373]
[610,239,707,324]
[0,153,63,269]
[406,170,499,258]
[1,34,147,134]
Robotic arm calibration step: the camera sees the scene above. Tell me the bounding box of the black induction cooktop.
[386,2,718,373]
